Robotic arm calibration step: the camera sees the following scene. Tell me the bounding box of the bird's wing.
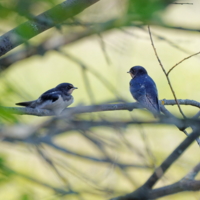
[31,91,61,110]
[139,92,159,114]
[18,92,60,109]
[16,88,57,107]
[40,91,60,103]
[35,91,61,108]
[38,91,73,114]
[130,75,160,115]
[140,77,160,114]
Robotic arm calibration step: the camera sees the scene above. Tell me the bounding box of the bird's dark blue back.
[40,88,60,102]
[130,73,160,114]
[40,87,71,102]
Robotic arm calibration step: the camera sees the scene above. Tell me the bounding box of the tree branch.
[0,18,134,72]
[0,102,142,116]
[147,162,200,199]
[110,128,200,200]
[0,29,95,71]
[148,180,200,199]
[162,99,200,109]
[0,0,99,57]
[3,136,151,169]
[143,129,200,189]
[1,99,200,117]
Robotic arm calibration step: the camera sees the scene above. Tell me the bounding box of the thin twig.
[59,51,123,100]
[172,3,193,5]
[98,33,111,65]
[138,26,194,55]
[2,164,76,195]
[148,26,186,118]
[167,51,200,76]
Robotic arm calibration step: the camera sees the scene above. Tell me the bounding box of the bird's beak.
[127,71,134,78]
[68,87,78,94]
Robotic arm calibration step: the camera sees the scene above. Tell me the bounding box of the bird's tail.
[16,101,34,107]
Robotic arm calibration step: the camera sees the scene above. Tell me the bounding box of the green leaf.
[0,3,13,18]
[127,0,175,21]
[0,156,13,183]
[20,193,34,200]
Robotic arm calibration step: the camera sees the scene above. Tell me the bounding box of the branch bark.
[1,99,200,117]
[0,0,99,57]
[0,102,142,116]
[148,180,200,199]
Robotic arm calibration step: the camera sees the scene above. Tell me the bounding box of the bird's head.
[127,66,147,78]
[56,83,78,94]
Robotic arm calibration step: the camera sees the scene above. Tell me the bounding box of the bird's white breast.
[38,96,74,115]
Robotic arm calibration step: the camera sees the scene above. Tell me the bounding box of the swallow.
[128,66,160,117]
[16,83,78,115]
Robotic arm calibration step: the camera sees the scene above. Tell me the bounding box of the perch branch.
[1,99,200,116]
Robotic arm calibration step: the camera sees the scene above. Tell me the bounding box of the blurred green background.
[0,0,200,199]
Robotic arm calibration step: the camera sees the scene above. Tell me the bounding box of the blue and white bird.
[16,83,78,115]
[128,66,160,117]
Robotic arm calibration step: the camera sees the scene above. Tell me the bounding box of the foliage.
[0,0,200,200]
